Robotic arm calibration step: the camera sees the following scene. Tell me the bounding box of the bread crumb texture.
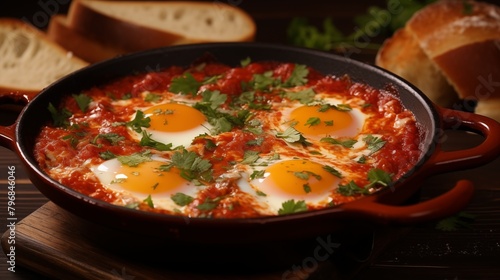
[0,20,87,91]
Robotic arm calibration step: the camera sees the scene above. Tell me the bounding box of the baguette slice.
[67,0,256,52]
[0,18,88,95]
[47,14,127,63]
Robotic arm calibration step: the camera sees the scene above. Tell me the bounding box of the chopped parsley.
[92,133,125,145]
[304,117,321,127]
[196,196,222,211]
[285,88,316,104]
[250,169,266,180]
[117,150,152,167]
[139,131,173,151]
[283,64,309,87]
[170,192,194,206]
[276,127,312,146]
[323,165,342,178]
[241,150,260,165]
[320,137,357,148]
[163,149,213,182]
[72,93,92,112]
[169,73,201,95]
[240,57,251,67]
[278,199,308,215]
[127,110,151,133]
[143,195,154,208]
[337,168,392,196]
[293,170,321,181]
[48,103,72,128]
[99,150,116,160]
[363,135,386,154]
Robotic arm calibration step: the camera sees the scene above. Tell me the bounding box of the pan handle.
[341,180,474,224]
[0,90,36,150]
[426,107,500,175]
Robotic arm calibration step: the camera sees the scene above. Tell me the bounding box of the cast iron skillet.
[1,43,500,244]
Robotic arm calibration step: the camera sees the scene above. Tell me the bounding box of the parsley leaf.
[285,88,316,104]
[93,133,125,145]
[276,127,312,146]
[251,71,278,91]
[171,192,194,206]
[167,149,213,182]
[323,165,342,178]
[99,150,116,160]
[337,181,369,196]
[196,196,222,211]
[363,135,386,154]
[200,90,227,110]
[278,199,308,215]
[294,171,321,181]
[127,110,151,133]
[169,73,201,95]
[283,64,308,87]
[139,131,173,151]
[366,168,392,188]
[72,93,92,112]
[320,137,357,148]
[48,103,72,128]
[117,150,152,167]
[241,150,260,165]
[240,57,251,67]
[305,117,321,127]
[250,170,266,180]
[143,195,154,208]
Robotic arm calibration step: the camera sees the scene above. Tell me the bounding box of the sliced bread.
[0,18,88,95]
[66,0,256,52]
[47,14,127,63]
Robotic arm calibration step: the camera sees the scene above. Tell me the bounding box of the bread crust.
[376,28,458,107]
[47,14,128,63]
[407,0,500,57]
[376,0,500,121]
[67,0,256,52]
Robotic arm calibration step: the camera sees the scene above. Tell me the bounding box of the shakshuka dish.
[34,57,423,218]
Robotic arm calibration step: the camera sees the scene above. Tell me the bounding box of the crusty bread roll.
[0,18,88,95]
[376,0,500,121]
[376,28,459,108]
[66,0,256,52]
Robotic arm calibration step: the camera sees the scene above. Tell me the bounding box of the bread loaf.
[0,18,88,95]
[47,14,127,63]
[376,0,500,121]
[65,0,256,52]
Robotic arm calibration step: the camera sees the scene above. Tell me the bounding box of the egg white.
[90,158,201,211]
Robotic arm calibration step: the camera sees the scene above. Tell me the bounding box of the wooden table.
[1,1,500,279]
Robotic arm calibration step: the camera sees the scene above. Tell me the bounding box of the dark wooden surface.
[1,1,500,279]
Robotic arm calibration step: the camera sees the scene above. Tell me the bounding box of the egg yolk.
[290,105,354,136]
[111,161,187,194]
[259,159,338,199]
[144,103,206,132]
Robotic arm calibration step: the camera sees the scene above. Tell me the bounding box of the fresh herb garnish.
[323,165,342,178]
[92,133,125,145]
[127,110,151,133]
[320,137,357,148]
[99,150,116,160]
[283,64,309,87]
[366,168,392,188]
[143,195,154,208]
[72,93,92,112]
[139,131,173,151]
[337,180,370,196]
[170,192,194,206]
[305,117,321,127]
[285,88,316,104]
[278,199,308,215]
[363,134,386,154]
[164,149,213,182]
[241,150,260,165]
[48,103,72,128]
[117,150,152,167]
[169,73,201,95]
[276,127,312,146]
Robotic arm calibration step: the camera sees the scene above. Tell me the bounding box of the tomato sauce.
[34,59,423,218]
